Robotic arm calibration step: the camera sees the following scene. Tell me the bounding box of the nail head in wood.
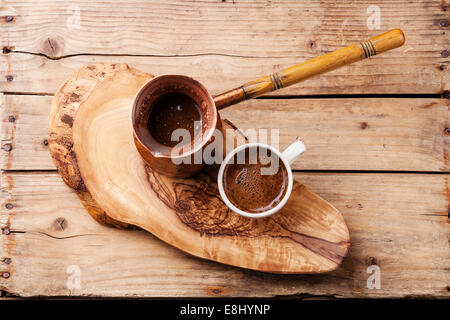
[443,91,450,100]
[366,256,377,265]
[53,217,67,231]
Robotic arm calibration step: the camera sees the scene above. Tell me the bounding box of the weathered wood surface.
[2,94,448,172]
[0,171,448,297]
[0,0,449,95]
[0,0,449,298]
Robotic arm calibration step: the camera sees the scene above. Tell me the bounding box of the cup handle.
[281,138,306,165]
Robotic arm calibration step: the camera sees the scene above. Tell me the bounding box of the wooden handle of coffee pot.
[214,29,405,110]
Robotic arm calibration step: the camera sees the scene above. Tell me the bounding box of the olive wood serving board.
[49,63,350,274]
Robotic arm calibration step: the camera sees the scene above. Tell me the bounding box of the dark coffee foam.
[223,147,287,213]
[147,93,202,147]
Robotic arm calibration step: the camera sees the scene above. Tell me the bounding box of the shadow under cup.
[132,75,221,178]
[221,145,289,215]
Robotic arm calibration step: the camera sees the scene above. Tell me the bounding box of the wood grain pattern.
[47,63,349,273]
[2,94,448,172]
[47,63,144,229]
[0,171,447,297]
[1,0,448,95]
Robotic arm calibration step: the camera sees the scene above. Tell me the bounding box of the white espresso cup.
[218,139,306,218]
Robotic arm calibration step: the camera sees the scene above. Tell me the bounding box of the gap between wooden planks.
[1,94,448,172]
[0,171,448,298]
[0,0,449,95]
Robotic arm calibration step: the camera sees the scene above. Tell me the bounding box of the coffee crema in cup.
[222,146,288,214]
[146,93,202,147]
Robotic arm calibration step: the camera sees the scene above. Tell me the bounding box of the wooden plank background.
[0,0,449,298]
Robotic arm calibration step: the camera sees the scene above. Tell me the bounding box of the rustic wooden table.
[0,1,448,298]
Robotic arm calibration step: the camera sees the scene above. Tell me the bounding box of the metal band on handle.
[360,40,376,58]
[270,71,284,90]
